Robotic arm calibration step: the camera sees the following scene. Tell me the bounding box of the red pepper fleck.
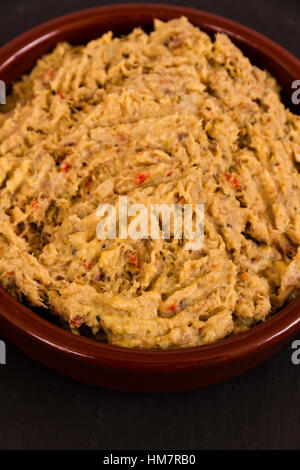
[134,171,150,185]
[225,172,240,190]
[166,169,174,177]
[61,161,70,173]
[7,271,14,277]
[30,199,40,210]
[70,315,83,328]
[42,69,54,84]
[84,262,93,271]
[211,263,216,268]
[119,134,127,143]
[57,91,65,100]
[126,251,139,267]
[167,303,177,313]
[84,176,93,187]
[232,178,240,189]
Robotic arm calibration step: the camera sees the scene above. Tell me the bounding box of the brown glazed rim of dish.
[0,3,300,370]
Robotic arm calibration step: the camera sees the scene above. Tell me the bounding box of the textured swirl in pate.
[0,18,300,348]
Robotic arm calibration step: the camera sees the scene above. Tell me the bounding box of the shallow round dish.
[0,3,300,393]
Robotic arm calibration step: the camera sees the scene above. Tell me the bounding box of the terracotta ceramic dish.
[0,3,300,393]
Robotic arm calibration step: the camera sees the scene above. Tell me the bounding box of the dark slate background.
[0,0,300,451]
